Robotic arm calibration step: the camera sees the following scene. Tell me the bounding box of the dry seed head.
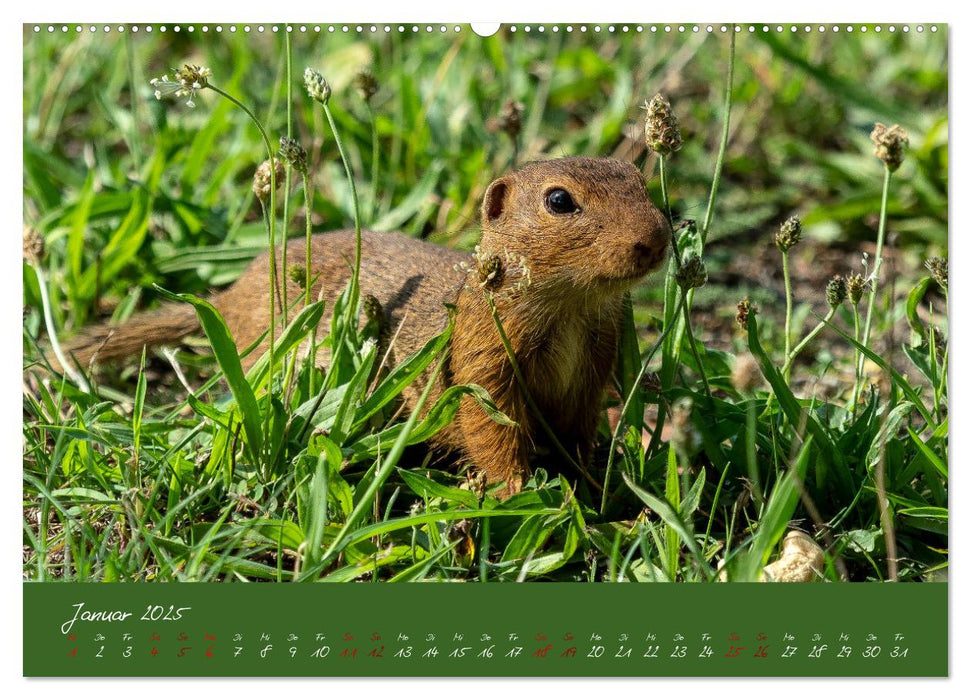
[279,137,308,174]
[775,216,803,252]
[23,227,45,265]
[304,67,331,105]
[870,123,908,172]
[488,99,525,140]
[925,257,948,290]
[846,273,867,306]
[731,353,761,394]
[252,159,285,202]
[675,253,708,290]
[639,371,662,395]
[353,70,378,102]
[735,297,757,330]
[826,275,848,308]
[643,94,683,157]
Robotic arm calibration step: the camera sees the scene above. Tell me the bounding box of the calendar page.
[20,19,948,678]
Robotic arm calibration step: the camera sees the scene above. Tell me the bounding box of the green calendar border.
[23,582,947,677]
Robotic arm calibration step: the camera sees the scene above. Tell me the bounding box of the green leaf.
[67,171,97,296]
[345,383,514,462]
[559,478,587,566]
[150,534,293,581]
[397,469,480,509]
[387,541,459,582]
[304,437,342,571]
[502,514,557,564]
[866,401,914,470]
[79,190,152,297]
[132,350,147,456]
[681,467,706,520]
[49,487,114,504]
[186,393,233,428]
[824,319,936,428]
[898,506,947,519]
[329,341,378,445]
[907,428,948,479]
[236,518,307,552]
[623,475,712,580]
[747,314,851,494]
[245,301,326,389]
[906,277,932,333]
[291,383,349,435]
[156,288,263,460]
[344,508,558,551]
[616,294,645,444]
[737,437,813,582]
[664,445,680,580]
[352,317,453,430]
[309,435,354,520]
[902,344,938,388]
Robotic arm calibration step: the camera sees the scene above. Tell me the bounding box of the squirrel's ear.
[482,177,510,223]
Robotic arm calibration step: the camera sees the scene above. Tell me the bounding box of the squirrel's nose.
[631,209,671,272]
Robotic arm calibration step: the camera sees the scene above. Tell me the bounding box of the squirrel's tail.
[53,303,201,372]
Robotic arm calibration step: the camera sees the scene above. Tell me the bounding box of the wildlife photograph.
[22,23,948,584]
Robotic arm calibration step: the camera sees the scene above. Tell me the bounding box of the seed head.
[304,67,331,105]
[459,246,530,299]
[252,159,285,203]
[353,70,378,102]
[22,227,45,265]
[287,264,307,288]
[846,273,867,306]
[735,297,757,330]
[643,94,683,157]
[731,353,761,394]
[150,64,212,108]
[363,294,383,325]
[775,216,802,252]
[477,254,505,291]
[870,123,908,172]
[488,99,525,140]
[825,275,847,308]
[925,257,948,291]
[279,137,308,174]
[675,253,707,290]
[670,396,698,458]
[639,371,662,395]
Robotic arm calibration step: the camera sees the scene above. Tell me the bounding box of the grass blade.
[155,288,264,461]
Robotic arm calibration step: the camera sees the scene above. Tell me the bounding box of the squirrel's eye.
[545,188,578,215]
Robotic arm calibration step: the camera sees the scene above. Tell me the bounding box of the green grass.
[23,24,947,583]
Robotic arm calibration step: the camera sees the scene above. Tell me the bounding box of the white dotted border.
[29,24,940,35]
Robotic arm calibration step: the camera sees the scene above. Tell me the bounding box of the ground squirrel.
[60,157,671,495]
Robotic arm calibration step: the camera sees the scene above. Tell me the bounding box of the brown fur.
[58,303,200,369]
[60,157,670,495]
